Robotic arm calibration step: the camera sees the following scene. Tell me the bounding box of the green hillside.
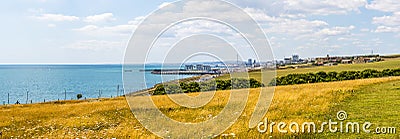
[217,58,400,81]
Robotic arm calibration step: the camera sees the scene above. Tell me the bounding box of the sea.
[0,64,192,104]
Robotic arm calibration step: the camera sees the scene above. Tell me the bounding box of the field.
[322,78,400,138]
[217,58,400,81]
[1,58,399,138]
[1,77,400,138]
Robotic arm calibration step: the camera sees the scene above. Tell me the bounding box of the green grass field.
[322,79,400,138]
[217,58,400,81]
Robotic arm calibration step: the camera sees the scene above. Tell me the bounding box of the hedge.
[153,78,264,95]
[270,68,400,86]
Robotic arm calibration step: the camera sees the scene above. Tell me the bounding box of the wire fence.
[0,85,152,105]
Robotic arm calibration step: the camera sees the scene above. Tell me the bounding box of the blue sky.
[0,0,399,64]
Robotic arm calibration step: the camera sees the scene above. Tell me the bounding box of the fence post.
[26,90,29,104]
[117,85,120,97]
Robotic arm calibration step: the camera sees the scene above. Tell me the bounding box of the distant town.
[274,54,382,68]
[148,54,383,75]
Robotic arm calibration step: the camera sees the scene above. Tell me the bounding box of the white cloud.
[282,0,367,15]
[84,13,116,23]
[360,28,370,32]
[158,2,172,8]
[74,16,143,36]
[183,1,232,13]
[102,24,136,34]
[366,0,400,12]
[33,13,79,21]
[47,24,56,28]
[65,40,125,51]
[230,0,366,16]
[244,6,358,47]
[325,45,342,48]
[128,16,145,25]
[337,37,358,41]
[171,20,237,37]
[372,12,400,26]
[316,25,355,36]
[27,8,45,14]
[243,8,280,22]
[265,18,329,35]
[221,6,361,57]
[374,26,400,33]
[369,10,400,34]
[74,25,99,32]
[279,13,307,19]
[244,8,329,36]
[74,24,135,36]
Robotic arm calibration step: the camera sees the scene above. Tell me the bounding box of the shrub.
[77,94,83,100]
[153,85,166,95]
[152,78,264,95]
[271,68,400,86]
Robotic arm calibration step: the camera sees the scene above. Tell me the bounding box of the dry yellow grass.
[1,77,400,138]
[0,98,157,138]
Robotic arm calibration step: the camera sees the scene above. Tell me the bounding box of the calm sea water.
[0,64,192,104]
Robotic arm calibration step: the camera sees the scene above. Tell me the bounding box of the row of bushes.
[153,78,264,95]
[270,68,400,86]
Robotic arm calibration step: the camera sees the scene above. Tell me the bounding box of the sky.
[0,0,399,64]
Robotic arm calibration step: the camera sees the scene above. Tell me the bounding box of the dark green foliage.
[216,80,231,90]
[77,94,83,100]
[187,82,200,93]
[152,78,264,95]
[199,80,216,92]
[327,71,338,81]
[164,84,182,94]
[179,82,189,93]
[393,69,400,76]
[270,68,400,86]
[153,85,166,95]
[250,78,265,88]
[231,78,250,89]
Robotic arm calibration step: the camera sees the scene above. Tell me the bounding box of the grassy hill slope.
[1,77,399,138]
[217,58,400,81]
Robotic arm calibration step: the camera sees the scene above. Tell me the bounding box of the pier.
[150,69,220,75]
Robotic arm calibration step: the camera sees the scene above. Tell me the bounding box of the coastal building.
[315,54,381,65]
[185,65,195,71]
[284,57,292,64]
[292,55,299,63]
[185,64,212,71]
[281,54,306,65]
[203,65,212,71]
[196,64,203,71]
[341,59,352,64]
[247,59,253,67]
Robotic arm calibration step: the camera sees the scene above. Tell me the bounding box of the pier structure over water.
[150,69,221,75]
